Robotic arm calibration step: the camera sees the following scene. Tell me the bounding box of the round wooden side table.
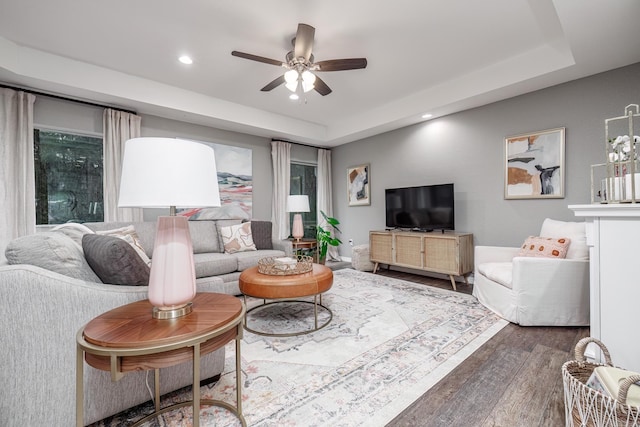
[76,293,246,427]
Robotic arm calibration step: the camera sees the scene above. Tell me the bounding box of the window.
[34,129,104,224]
[290,162,317,238]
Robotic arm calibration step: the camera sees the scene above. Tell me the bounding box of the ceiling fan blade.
[294,23,315,61]
[231,51,284,67]
[313,75,332,96]
[315,58,368,71]
[260,75,285,92]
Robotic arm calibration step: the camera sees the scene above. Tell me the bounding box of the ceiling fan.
[231,23,367,97]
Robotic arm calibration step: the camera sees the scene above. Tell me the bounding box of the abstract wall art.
[504,128,565,199]
[347,164,370,206]
[177,139,253,220]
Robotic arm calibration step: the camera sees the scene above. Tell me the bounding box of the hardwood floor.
[374,268,590,427]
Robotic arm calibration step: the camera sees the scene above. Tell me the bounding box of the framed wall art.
[347,164,370,206]
[504,127,565,199]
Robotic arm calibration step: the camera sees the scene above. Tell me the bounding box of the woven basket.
[562,337,640,426]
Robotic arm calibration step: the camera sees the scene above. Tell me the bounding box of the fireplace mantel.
[569,204,640,372]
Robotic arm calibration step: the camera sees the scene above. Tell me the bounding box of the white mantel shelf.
[569,203,640,372]
[569,203,640,217]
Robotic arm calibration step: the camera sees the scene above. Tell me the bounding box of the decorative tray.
[257,255,313,276]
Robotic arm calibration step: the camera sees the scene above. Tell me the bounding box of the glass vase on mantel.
[591,104,640,204]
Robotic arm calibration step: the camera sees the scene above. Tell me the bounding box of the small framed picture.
[347,164,370,206]
[504,127,565,199]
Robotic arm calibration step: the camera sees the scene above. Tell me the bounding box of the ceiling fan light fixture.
[301,70,316,92]
[284,69,300,92]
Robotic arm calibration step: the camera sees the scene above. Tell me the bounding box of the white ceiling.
[1,0,639,147]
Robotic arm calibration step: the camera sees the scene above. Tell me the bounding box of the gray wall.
[332,62,640,256]
[29,61,640,257]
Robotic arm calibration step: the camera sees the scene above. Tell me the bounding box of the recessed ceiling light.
[421,113,433,119]
[178,55,193,65]
[289,93,299,101]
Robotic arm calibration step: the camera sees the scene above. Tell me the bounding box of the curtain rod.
[272,138,330,150]
[0,83,137,115]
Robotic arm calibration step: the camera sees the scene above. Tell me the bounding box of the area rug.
[94,269,508,426]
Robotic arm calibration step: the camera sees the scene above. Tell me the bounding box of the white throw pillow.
[539,218,589,260]
[220,222,257,254]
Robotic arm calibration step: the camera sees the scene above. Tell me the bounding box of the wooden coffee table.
[239,263,333,337]
[76,293,246,427]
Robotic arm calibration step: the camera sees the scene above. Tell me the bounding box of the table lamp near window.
[118,137,220,319]
[287,195,310,241]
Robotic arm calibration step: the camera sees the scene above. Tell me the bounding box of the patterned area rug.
[95,269,507,426]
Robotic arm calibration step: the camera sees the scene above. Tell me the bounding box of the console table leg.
[76,345,84,427]
[449,275,457,291]
[154,369,160,412]
[235,334,243,419]
[193,342,201,427]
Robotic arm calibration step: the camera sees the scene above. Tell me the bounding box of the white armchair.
[472,218,590,326]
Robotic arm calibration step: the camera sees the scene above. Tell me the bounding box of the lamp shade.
[286,195,310,213]
[118,137,221,208]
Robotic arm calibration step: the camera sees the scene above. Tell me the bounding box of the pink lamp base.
[148,216,196,319]
[292,213,304,241]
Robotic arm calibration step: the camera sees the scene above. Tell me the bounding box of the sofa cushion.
[235,249,286,271]
[193,252,238,278]
[220,222,257,253]
[188,220,222,254]
[517,236,571,259]
[477,262,513,289]
[82,234,150,285]
[540,218,588,260]
[250,220,273,250]
[5,232,102,283]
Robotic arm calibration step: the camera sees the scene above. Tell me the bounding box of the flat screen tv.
[385,183,455,231]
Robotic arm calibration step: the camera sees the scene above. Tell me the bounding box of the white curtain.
[0,88,36,262]
[271,140,291,240]
[103,108,143,222]
[317,148,340,261]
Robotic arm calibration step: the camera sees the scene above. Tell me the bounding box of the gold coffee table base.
[243,295,333,337]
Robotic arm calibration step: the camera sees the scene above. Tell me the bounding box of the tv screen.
[385,183,455,231]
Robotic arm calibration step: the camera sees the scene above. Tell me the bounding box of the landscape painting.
[177,139,252,219]
[504,128,565,199]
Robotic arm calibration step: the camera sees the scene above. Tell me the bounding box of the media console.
[369,230,473,290]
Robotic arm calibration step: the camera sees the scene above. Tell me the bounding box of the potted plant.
[316,210,342,264]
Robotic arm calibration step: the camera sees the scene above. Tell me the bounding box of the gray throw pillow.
[5,232,102,283]
[82,234,150,286]
[250,220,273,250]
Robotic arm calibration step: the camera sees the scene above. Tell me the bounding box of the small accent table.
[290,238,318,262]
[76,293,246,427]
[239,263,333,337]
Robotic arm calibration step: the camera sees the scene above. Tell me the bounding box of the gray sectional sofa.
[0,218,291,426]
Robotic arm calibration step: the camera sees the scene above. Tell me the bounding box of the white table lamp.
[287,195,310,241]
[118,137,220,319]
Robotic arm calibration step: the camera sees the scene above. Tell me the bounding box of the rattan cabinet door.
[395,234,423,268]
[423,235,458,274]
[369,232,393,264]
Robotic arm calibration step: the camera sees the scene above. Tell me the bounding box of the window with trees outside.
[290,162,317,239]
[34,129,104,224]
